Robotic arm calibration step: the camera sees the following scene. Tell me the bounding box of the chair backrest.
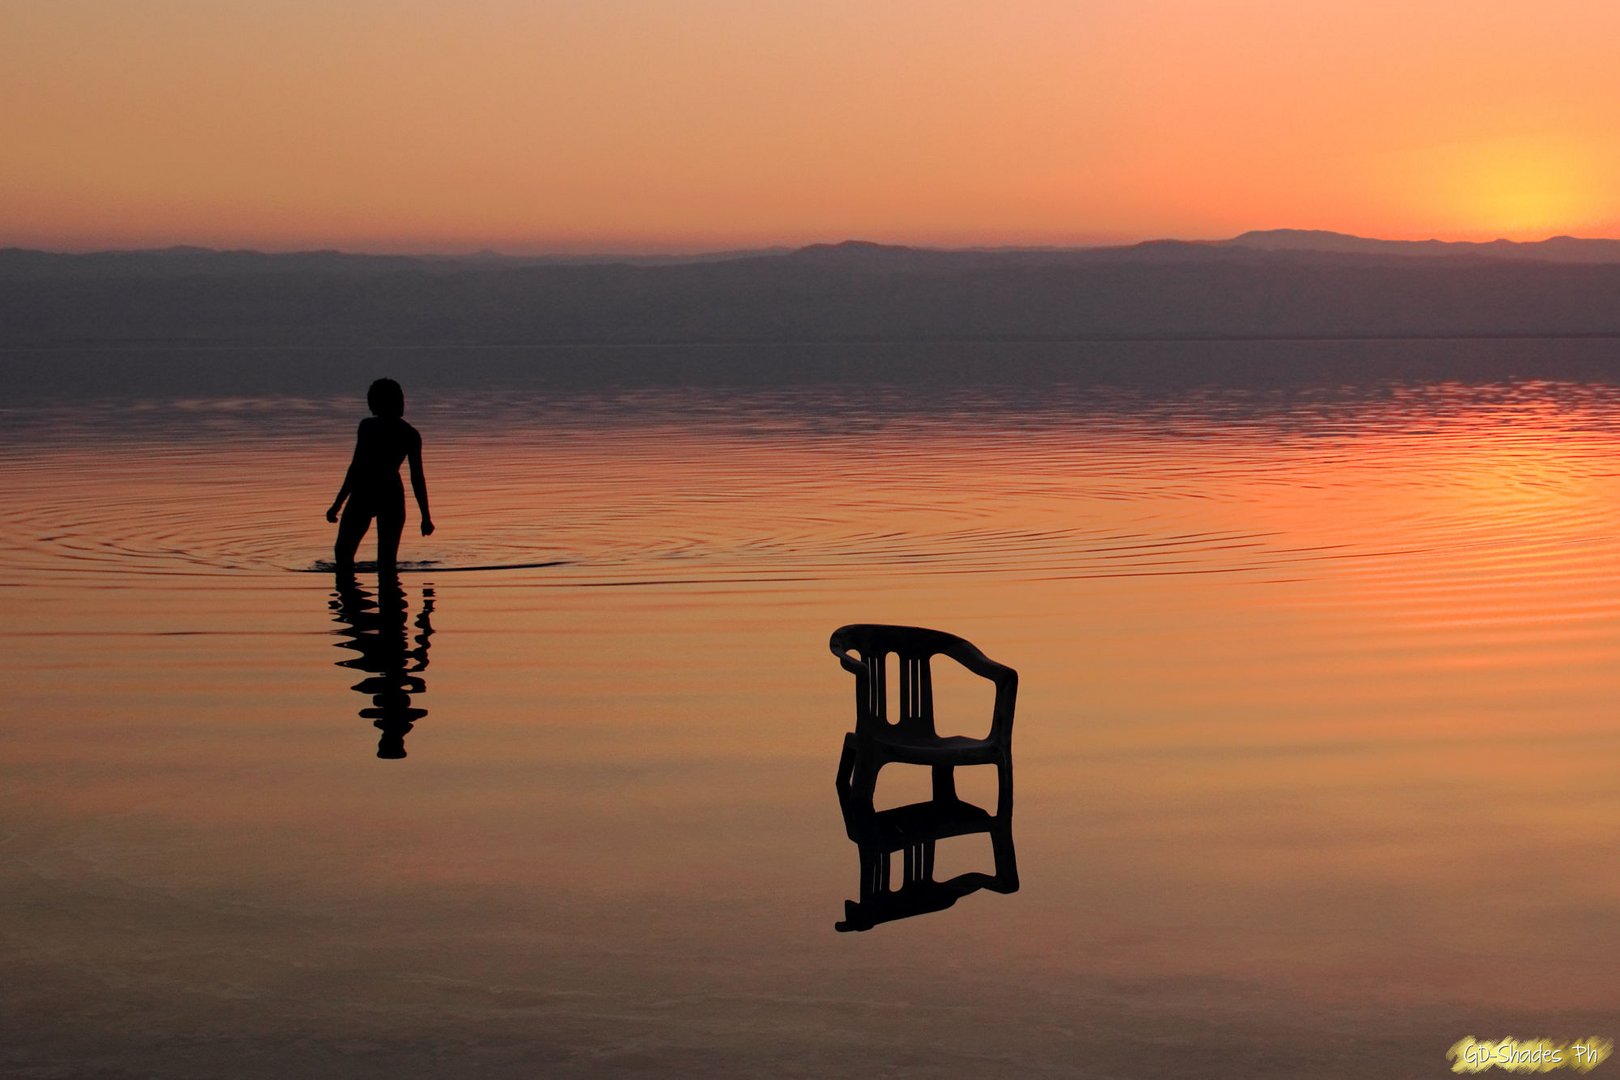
[830,624,974,741]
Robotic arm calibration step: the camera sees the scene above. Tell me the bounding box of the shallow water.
[4,345,1620,1076]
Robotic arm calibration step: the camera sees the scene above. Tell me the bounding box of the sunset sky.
[5,1,1620,253]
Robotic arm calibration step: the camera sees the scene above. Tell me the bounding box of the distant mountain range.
[5,230,1620,345]
[1215,228,1620,263]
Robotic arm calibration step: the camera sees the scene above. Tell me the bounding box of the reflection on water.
[8,375,1620,593]
[835,744,1018,932]
[834,793,1018,933]
[330,577,435,758]
[6,347,1620,1076]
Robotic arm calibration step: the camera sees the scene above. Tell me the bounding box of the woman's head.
[367,378,405,418]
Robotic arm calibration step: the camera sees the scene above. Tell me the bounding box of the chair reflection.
[834,748,1019,932]
[330,576,435,758]
[830,624,1018,931]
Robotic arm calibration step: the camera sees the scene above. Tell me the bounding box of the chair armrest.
[939,637,1016,689]
[828,632,869,676]
[939,638,1017,743]
[989,670,1017,744]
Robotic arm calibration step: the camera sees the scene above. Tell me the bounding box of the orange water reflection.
[3,379,1620,1073]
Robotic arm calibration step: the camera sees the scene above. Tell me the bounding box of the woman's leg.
[375,502,405,576]
[334,501,372,574]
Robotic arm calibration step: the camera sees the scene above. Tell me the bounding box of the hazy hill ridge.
[1217,228,1620,263]
[5,231,1620,345]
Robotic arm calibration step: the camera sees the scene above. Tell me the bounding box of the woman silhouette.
[327,378,434,576]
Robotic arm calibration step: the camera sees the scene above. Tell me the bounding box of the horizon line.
[9,227,1620,261]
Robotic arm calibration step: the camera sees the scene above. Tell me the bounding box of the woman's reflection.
[330,576,435,758]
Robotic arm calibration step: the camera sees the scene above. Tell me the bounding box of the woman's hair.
[367,378,405,418]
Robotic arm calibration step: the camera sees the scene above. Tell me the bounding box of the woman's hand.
[326,505,341,524]
[421,518,435,536]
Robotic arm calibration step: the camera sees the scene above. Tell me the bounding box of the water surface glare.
[4,371,1620,1077]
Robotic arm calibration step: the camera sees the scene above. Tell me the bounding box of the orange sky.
[4,1,1620,253]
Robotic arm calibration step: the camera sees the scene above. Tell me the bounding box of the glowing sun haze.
[5,0,1619,253]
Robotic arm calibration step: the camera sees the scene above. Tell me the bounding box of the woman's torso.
[351,417,418,494]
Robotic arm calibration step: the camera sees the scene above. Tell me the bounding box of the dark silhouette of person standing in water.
[327,378,434,576]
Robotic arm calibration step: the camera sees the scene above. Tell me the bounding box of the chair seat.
[868,731,1004,764]
[867,797,997,845]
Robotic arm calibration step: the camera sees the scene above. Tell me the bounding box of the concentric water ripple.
[4,382,1620,593]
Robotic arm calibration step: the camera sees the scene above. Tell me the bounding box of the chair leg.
[989,819,1019,893]
[849,755,881,814]
[994,757,1013,819]
[835,733,856,794]
[932,764,957,803]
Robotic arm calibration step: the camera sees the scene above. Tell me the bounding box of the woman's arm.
[326,422,364,522]
[408,433,434,535]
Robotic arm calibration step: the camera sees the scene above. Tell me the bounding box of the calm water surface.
[4,345,1620,1077]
